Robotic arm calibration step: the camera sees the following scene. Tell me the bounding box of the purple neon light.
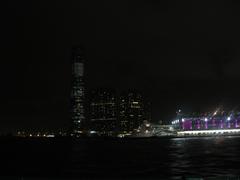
[220,120,223,129]
[179,117,240,130]
[213,119,216,127]
[228,122,231,128]
[197,120,200,129]
[236,120,239,128]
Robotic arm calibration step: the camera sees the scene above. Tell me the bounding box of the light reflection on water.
[67,136,240,178]
[169,136,240,178]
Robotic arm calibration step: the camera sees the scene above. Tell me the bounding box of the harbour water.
[1,136,240,179]
[66,136,240,179]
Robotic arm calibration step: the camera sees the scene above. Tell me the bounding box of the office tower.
[89,89,117,136]
[119,90,149,133]
[71,47,86,135]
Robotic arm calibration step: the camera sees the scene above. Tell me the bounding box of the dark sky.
[1,0,240,132]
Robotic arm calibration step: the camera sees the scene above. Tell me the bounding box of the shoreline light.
[178,129,240,135]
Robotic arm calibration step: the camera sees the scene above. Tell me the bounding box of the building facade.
[71,47,86,135]
[172,111,240,131]
[89,89,117,136]
[119,91,150,133]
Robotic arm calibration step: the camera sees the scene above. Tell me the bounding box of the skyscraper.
[119,90,150,133]
[89,89,117,136]
[71,47,86,135]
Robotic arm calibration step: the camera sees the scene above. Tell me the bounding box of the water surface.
[1,136,240,179]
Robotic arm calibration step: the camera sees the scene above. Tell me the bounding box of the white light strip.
[178,129,240,135]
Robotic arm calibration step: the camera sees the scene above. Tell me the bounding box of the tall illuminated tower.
[71,47,86,135]
[89,88,117,136]
[119,90,145,133]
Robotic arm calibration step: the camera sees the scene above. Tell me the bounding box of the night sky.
[1,0,240,132]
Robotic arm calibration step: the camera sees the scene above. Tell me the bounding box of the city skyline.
[2,0,240,133]
[2,1,240,179]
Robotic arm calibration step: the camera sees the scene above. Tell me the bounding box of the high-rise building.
[89,89,117,136]
[119,90,150,133]
[71,47,86,135]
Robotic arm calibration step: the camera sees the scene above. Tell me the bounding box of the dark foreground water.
[1,136,240,179]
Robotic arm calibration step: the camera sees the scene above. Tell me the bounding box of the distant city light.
[227,117,231,121]
[145,123,150,127]
[182,118,185,122]
[204,118,208,122]
[132,102,139,104]
[172,120,177,124]
[178,109,181,113]
[46,135,55,138]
